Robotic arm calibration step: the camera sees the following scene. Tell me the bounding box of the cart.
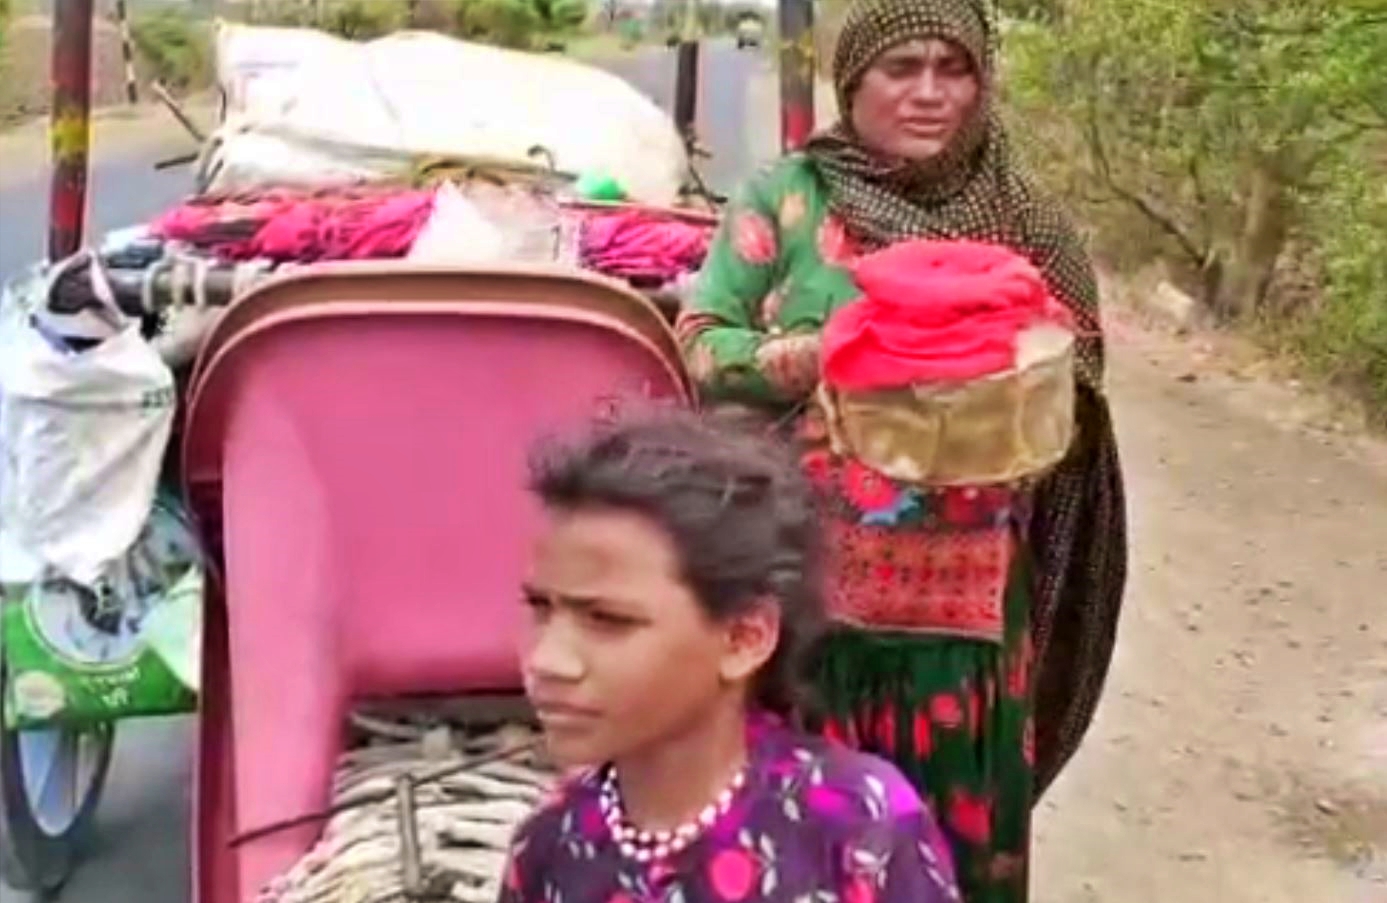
[0,1,816,898]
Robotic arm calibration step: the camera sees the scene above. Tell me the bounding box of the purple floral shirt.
[499,716,960,903]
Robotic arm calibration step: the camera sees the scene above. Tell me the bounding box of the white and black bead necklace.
[598,764,748,864]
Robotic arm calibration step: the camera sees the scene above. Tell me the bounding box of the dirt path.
[1032,305,1387,902]
[816,78,1387,899]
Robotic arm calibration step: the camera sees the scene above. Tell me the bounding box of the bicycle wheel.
[0,664,115,893]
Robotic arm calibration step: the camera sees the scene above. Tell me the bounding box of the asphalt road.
[0,156,198,281]
[0,41,772,903]
[0,41,773,282]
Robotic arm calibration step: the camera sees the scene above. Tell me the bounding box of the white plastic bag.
[0,258,176,586]
[407,182,508,264]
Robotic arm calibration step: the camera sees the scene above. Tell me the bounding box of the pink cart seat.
[181,262,692,903]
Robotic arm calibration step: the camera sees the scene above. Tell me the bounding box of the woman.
[501,410,960,903]
[676,0,1127,899]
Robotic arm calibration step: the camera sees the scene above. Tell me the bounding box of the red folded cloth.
[821,239,1073,389]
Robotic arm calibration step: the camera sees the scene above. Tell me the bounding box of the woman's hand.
[755,333,822,397]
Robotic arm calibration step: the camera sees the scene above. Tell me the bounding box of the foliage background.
[820,0,1387,419]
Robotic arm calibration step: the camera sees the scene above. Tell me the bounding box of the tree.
[1006,0,1387,319]
[130,7,211,89]
[533,0,587,31]
[453,0,586,45]
[994,0,1059,23]
[453,0,542,47]
[322,0,407,39]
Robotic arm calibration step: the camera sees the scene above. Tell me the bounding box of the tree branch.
[1186,153,1209,211]
[1363,94,1387,128]
[1227,9,1387,37]
[1083,107,1208,266]
[1326,109,1382,136]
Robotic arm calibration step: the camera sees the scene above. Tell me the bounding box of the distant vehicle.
[736,17,764,49]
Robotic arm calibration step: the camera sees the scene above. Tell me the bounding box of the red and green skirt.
[812,563,1035,903]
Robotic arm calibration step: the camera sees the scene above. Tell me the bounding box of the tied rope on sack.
[803,0,1128,797]
[409,150,576,192]
[257,721,556,903]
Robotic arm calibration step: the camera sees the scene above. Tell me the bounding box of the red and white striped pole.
[114,0,139,104]
[49,0,96,261]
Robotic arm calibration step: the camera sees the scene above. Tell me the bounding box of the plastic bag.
[0,255,176,586]
[205,24,688,204]
[408,182,578,265]
[407,182,509,264]
[2,493,203,729]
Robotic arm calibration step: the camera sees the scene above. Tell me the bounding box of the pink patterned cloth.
[579,209,714,282]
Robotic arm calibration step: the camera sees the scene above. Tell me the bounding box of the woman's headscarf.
[806,0,1129,799]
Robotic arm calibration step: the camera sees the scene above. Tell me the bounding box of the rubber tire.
[0,662,115,894]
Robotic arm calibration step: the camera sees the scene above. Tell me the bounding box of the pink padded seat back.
[182,263,691,903]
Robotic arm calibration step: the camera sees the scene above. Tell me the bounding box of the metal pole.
[673,0,699,144]
[673,43,699,142]
[777,0,814,152]
[48,0,96,262]
[115,0,139,104]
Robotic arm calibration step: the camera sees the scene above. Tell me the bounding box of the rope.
[255,722,554,903]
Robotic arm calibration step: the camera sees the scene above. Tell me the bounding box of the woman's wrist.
[755,333,822,398]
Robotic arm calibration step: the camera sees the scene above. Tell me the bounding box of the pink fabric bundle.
[579,209,713,281]
[822,239,1073,389]
[151,188,436,263]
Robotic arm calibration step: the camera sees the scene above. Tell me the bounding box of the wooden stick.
[150,80,206,143]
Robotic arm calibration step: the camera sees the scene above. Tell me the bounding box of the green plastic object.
[2,495,203,730]
[575,171,628,202]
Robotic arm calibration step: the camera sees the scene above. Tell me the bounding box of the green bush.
[532,0,587,32]
[1288,165,1387,419]
[250,0,405,39]
[1,0,13,54]
[452,0,542,48]
[322,0,407,40]
[131,8,211,90]
[552,0,589,31]
[244,0,593,49]
[249,1,319,28]
[1003,2,1387,419]
[1005,1,1386,316]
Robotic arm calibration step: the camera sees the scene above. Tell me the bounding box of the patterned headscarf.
[806,0,1127,799]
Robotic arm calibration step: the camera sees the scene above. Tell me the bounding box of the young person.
[501,409,960,902]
